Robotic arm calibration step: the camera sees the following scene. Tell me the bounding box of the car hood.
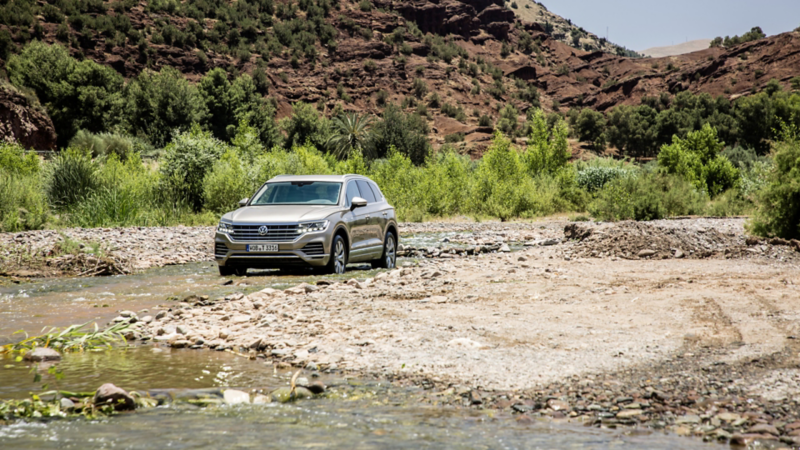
[222,205,343,224]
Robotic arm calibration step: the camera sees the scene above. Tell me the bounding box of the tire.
[374,231,397,269]
[326,234,348,275]
[219,265,247,276]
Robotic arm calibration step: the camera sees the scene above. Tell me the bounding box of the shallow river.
[0,233,720,449]
[0,347,719,449]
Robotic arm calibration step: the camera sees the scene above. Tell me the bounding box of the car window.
[251,182,341,205]
[345,181,361,206]
[356,180,377,203]
[368,182,383,200]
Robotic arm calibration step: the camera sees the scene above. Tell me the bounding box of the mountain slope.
[0,0,798,155]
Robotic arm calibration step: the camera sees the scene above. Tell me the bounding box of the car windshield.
[251,181,341,205]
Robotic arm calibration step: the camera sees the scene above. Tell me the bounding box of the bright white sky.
[540,0,800,51]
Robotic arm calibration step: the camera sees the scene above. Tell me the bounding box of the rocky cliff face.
[0,84,57,150]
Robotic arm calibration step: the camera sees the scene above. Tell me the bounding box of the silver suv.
[214,174,398,276]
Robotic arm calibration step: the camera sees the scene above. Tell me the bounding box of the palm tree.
[326,112,374,159]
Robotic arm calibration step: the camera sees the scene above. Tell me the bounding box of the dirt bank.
[91,218,800,447]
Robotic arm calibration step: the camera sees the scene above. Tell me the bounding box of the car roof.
[267,174,371,183]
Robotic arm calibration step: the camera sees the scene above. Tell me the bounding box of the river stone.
[223,389,251,405]
[59,398,75,410]
[23,347,61,362]
[296,377,309,387]
[176,325,190,335]
[499,244,511,253]
[270,387,312,403]
[94,383,135,411]
[676,414,701,424]
[140,315,153,324]
[547,399,569,411]
[616,410,643,419]
[747,424,779,436]
[637,249,656,258]
[155,311,167,320]
[716,412,741,422]
[231,315,250,324]
[252,394,271,404]
[730,434,779,446]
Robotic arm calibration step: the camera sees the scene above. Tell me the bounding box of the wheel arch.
[385,222,398,244]
[332,224,350,252]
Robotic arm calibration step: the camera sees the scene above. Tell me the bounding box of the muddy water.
[0,347,719,449]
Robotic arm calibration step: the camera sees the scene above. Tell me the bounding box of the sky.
[539,0,800,51]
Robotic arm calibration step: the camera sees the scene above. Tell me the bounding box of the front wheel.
[374,232,397,269]
[326,235,348,275]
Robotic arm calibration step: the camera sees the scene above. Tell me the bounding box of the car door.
[356,180,383,253]
[344,180,370,258]
[367,180,391,237]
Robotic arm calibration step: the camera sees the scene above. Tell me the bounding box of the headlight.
[217,222,234,234]
[297,220,329,234]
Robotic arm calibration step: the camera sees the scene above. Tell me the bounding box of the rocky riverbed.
[4,218,800,448]
[70,217,799,448]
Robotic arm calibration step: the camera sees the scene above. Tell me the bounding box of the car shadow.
[241,264,377,278]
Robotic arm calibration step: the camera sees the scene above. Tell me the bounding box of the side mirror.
[351,197,367,209]
[238,198,249,207]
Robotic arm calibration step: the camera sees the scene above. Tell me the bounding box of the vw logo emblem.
[258,226,269,236]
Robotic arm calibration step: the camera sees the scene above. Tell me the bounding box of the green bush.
[160,126,228,211]
[0,142,39,175]
[0,171,49,231]
[203,149,255,214]
[68,130,146,160]
[749,130,800,239]
[576,165,631,192]
[589,173,706,221]
[47,148,98,209]
[657,124,739,197]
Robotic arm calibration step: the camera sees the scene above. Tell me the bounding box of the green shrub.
[0,142,39,175]
[705,188,754,217]
[749,130,800,239]
[444,132,465,143]
[657,124,739,197]
[589,173,706,221]
[576,165,631,192]
[0,171,49,231]
[160,126,228,212]
[47,148,99,209]
[412,78,428,99]
[203,149,255,214]
[68,130,144,160]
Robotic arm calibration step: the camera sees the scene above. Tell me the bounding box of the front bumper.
[214,231,330,268]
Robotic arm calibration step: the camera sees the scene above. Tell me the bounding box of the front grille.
[230,224,300,241]
[301,242,325,256]
[214,243,228,258]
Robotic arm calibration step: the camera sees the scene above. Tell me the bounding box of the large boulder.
[93,383,136,411]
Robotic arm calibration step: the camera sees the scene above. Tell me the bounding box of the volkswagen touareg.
[214,174,398,276]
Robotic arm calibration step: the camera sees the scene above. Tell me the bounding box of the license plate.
[247,244,278,252]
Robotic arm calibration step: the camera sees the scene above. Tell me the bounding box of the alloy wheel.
[385,234,396,269]
[334,239,346,274]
